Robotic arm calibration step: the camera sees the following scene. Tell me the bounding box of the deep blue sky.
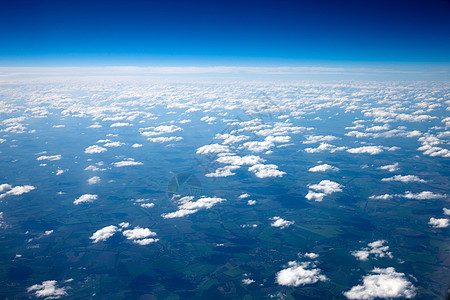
[1,0,449,66]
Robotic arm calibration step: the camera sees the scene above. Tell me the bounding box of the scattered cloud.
[351,240,393,261]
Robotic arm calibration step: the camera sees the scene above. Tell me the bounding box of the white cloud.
[428,217,449,228]
[305,191,326,202]
[205,166,239,177]
[36,155,62,161]
[303,135,339,144]
[87,176,101,185]
[27,280,68,299]
[0,183,12,193]
[201,116,217,123]
[134,238,159,245]
[122,226,157,240]
[162,209,198,219]
[308,180,343,194]
[239,193,250,199]
[104,141,124,147]
[90,225,118,243]
[351,240,393,261]
[343,267,416,299]
[110,122,132,127]
[443,208,450,216]
[140,203,155,208]
[305,142,347,153]
[113,159,143,167]
[0,185,36,199]
[243,141,274,152]
[265,135,291,143]
[381,175,426,183]
[276,261,327,287]
[248,164,286,178]
[306,180,343,202]
[147,136,183,143]
[141,125,182,136]
[85,145,107,154]
[401,191,446,200]
[347,146,383,155]
[242,278,255,285]
[196,143,230,155]
[369,194,394,200]
[162,196,225,218]
[378,163,399,172]
[308,164,339,172]
[303,253,319,259]
[215,133,250,144]
[132,143,143,148]
[74,194,97,205]
[216,155,265,166]
[271,216,295,229]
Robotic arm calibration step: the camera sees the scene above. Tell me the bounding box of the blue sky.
[0,0,449,70]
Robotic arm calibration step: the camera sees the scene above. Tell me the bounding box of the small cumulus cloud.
[74,194,97,205]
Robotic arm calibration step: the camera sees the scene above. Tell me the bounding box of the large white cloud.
[428,217,449,228]
[248,164,286,178]
[27,280,68,299]
[0,185,35,198]
[343,267,416,299]
[276,261,327,287]
[74,194,97,205]
[90,225,118,243]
